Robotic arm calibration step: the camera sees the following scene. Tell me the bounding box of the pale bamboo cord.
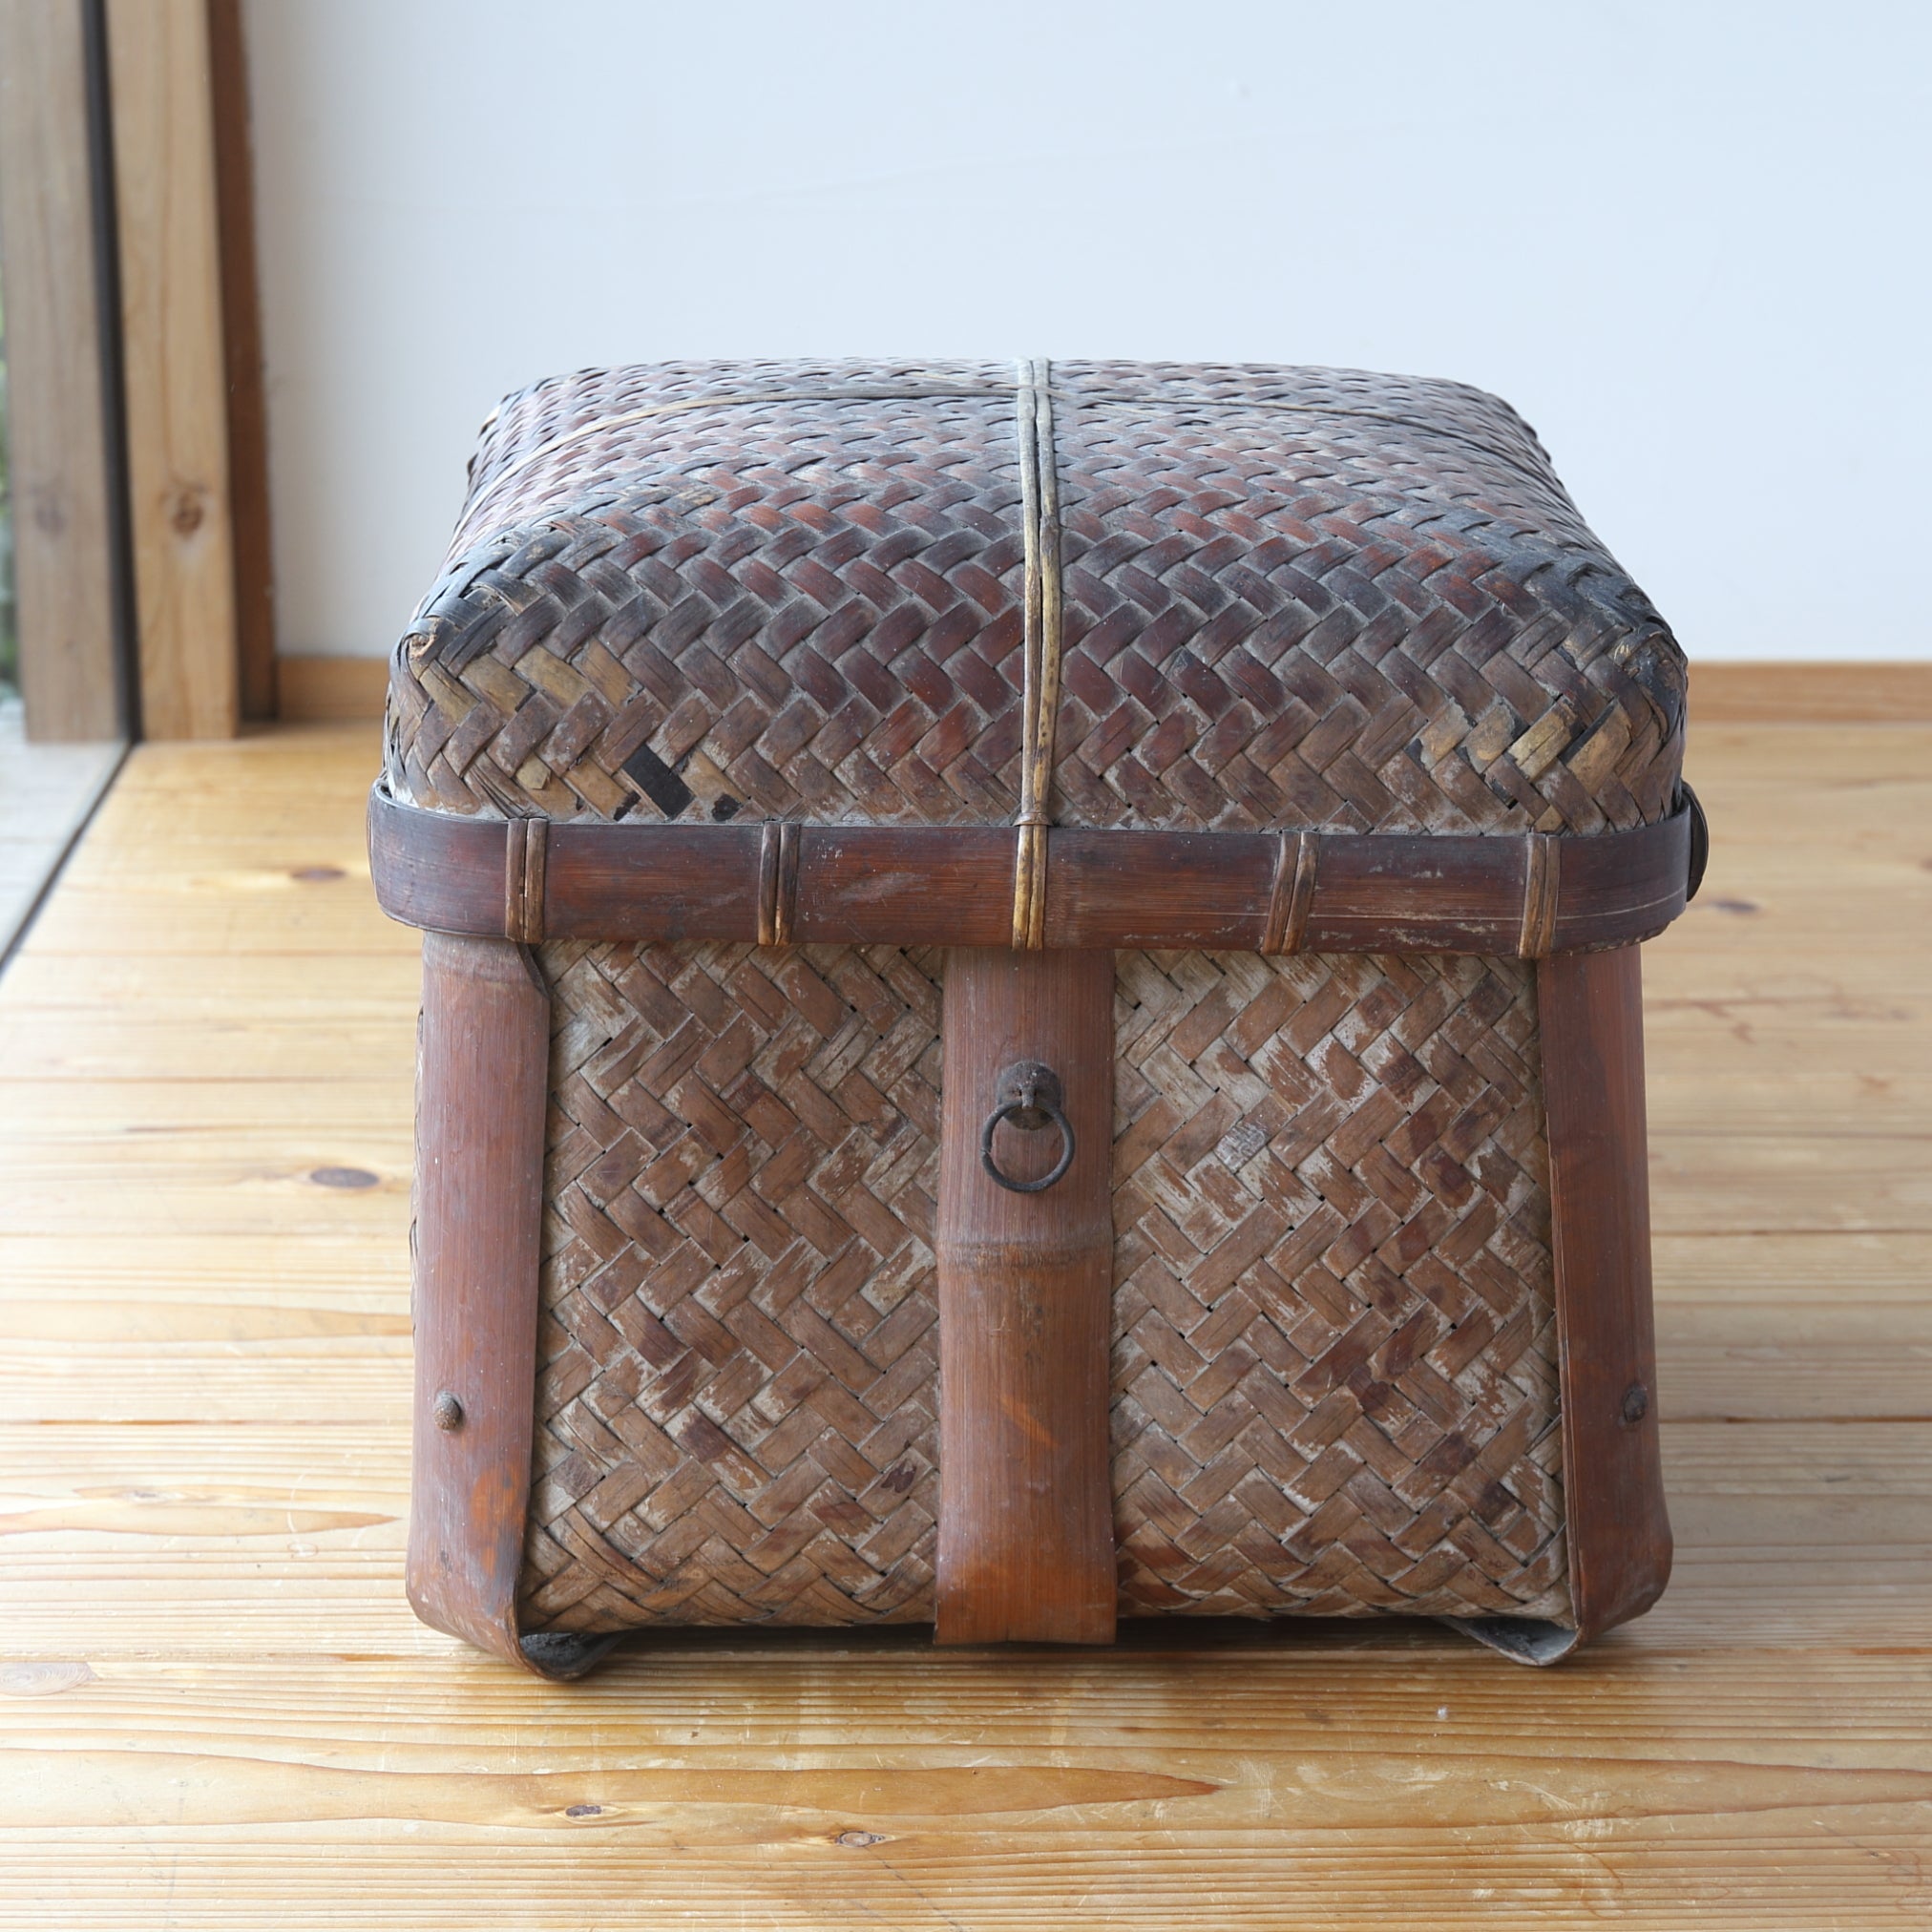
[1519,834,1562,958]
[1262,831,1320,955]
[1011,358,1063,949]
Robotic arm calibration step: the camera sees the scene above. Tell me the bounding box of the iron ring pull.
[979,1060,1076,1195]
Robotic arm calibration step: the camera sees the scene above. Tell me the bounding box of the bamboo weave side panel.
[519,942,1568,1635]
[1109,949,1565,1621]
[523,939,945,1631]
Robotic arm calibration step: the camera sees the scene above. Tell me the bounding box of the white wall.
[245,0,1932,662]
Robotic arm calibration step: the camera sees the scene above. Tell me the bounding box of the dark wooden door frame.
[0,0,131,741]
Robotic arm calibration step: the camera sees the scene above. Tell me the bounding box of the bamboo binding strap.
[1263,831,1320,956]
[503,819,548,945]
[1012,359,1064,949]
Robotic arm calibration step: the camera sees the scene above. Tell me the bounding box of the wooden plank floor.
[0,699,123,964]
[1,720,1927,1927]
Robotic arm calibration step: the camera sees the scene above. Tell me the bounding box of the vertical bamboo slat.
[934,946,1118,1646]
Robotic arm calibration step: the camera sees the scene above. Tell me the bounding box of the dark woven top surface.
[387,359,1685,837]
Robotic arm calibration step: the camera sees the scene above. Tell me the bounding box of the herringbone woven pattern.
[520,941,1566,1633]
[1110,949,1564,1620]
[386,360,1684,839]
[522,938,945,1630]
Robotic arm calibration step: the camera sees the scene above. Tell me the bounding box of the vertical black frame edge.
[79,0,139,743]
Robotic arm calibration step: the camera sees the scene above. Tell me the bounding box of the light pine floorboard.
[0,720,1926,1927]
[0,697,124,962]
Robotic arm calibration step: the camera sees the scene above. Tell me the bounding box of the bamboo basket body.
[384,360,1686,1665]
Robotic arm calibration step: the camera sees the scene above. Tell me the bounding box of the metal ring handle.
[979,1069,1077,1194]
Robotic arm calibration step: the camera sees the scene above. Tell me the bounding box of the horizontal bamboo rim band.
[370,782,1699,960]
